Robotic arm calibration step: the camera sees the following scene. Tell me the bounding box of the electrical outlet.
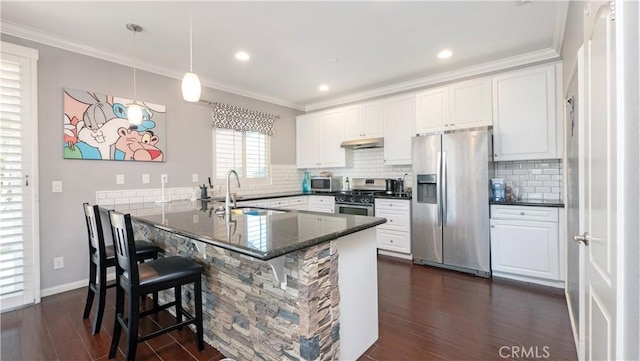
[53,257,64,270]
[193,214,199,223]
[161,174,168,184]
[116,174,125,184]
[142,174,150,184]
[192,173,198,182]
[52,181,62,193]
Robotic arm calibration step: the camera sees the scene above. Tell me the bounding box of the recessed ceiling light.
[318,84,330,91]
[235,51,250,61]
[438,49,453,59]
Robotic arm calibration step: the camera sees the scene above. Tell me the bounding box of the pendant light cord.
[189,2,193,72]
[133,29,137,102]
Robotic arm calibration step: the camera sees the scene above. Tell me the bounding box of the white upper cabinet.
[383,94,415,165]
[415,77,492,134]
[296,114,319,168]
[415,86,449,133]
[296,111,346,168]
[344,102,383,140]
[449,78,492,129]
[492,63,562,161]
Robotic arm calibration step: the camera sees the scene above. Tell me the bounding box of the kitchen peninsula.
[104,200,386,361]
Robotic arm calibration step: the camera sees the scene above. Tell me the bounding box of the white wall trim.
[40,272,116,298]
[305,48,560,111]
[0,21,304,111]
[40,279,88,298]
[553,1,571,54]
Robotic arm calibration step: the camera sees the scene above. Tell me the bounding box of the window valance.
[211,102,276,136]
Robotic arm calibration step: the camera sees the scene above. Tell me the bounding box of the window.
[214,128,270,184]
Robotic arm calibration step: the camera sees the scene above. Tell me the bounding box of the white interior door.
[579,1,617,359]
[0,42,40,311]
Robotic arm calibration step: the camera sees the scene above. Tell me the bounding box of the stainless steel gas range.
[334,178,388,216]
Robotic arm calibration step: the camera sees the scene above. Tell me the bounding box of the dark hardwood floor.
[1,255,577,361]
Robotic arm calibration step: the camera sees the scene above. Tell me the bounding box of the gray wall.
[1,34,299,291]
[560,0,584,90]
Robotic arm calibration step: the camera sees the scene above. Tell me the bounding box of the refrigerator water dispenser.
[416,174,437,204]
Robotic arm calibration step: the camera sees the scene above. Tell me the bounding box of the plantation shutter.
[0,49,37,309]
[215,128,243,179]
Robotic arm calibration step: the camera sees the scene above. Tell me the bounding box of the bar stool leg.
[91,267,108,335]
[195,278,204,351]
[125,294,140,361]
[175,286,182,329]
[82,261,96,319]
[109,284,125,359]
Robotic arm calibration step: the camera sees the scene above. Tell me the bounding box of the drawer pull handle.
[491,224,495,228]
[520,212,525,215]
[389,219,393,222]
[389,240,394,243]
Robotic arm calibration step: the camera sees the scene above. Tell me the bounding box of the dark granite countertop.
[212,191,413,201]
[489,200,564,208]
[105,200,386,261]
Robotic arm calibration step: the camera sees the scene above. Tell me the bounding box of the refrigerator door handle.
[442,151,447,226]
[436,152,442,226]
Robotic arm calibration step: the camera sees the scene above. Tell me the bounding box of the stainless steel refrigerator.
[411,129,492,277]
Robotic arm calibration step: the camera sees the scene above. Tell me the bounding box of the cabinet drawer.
[288,197,308,206]
[375,209,410,231]
[374,199,411,211]
[268,199,289,208]
[376,229,410,254]
[309,196,335,205]
[490,205,558,222]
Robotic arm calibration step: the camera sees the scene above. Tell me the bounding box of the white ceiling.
[0,1,568,110]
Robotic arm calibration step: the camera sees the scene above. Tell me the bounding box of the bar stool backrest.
[83,203,107,265]
[108,211,139,288]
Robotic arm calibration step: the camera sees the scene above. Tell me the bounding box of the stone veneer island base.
[134,222,379,361]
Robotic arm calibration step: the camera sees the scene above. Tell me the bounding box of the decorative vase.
[302,171,311,193]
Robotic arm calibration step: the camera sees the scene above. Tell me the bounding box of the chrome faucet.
[225,169,241,219]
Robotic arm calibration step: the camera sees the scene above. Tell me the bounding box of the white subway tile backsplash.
[496,159,563,201]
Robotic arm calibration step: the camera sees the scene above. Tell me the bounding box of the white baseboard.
[40,272,116,298]
[41,279,87,297]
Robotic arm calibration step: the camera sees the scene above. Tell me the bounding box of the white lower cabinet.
[308,195,335,214]
[490,205,563,288]
[375,199,411,255]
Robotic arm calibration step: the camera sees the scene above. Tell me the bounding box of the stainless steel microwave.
[310,176,342,192]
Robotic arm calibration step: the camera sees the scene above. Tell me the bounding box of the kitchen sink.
[231,207,288,216]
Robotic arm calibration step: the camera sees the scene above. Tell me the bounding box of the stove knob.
[349,197,356,203]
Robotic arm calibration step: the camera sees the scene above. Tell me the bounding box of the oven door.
[335,203,374,217]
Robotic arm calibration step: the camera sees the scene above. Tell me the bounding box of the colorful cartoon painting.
[63,88,166,162]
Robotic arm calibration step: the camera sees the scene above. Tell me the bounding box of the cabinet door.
[383,95,414,165]
[343,105,363,140]
[490,219,559,281]
[493,64,559,161]
[416,87,448,134]
[449,78,492,129]
[361,101,384,138]
[318,111,346,167]
[296,114,319,168]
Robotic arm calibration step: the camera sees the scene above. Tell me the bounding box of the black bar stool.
[107,210,204,361]
[82,203,163,335]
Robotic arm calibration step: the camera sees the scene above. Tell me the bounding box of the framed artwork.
[63,88,166,162]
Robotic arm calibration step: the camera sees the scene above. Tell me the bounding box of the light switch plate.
[161,174,168,184]
[116,174,125,184]
[192,173,198,182]
[142,174,150,184]
[52,181,62,193]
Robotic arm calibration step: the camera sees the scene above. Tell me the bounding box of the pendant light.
[182,2,201,102]
[126,23,143,125]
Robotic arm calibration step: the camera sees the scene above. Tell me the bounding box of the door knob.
[573,232,590,246]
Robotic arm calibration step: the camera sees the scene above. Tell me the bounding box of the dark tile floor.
[1,255,577,361]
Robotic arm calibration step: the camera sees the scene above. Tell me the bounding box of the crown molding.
[0,21,304,111]
[304,47,561,111]
[552,1,570,53]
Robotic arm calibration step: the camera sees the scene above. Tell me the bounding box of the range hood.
[340,137,384,149]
